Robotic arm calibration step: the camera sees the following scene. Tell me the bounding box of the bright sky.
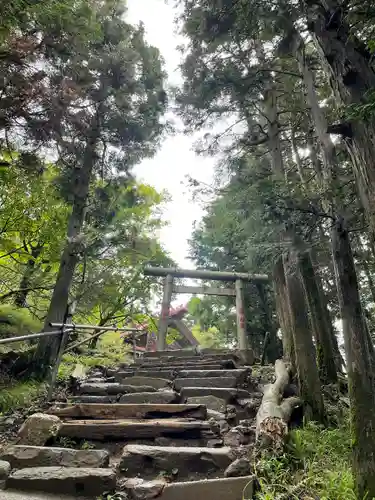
[126,0,215,268]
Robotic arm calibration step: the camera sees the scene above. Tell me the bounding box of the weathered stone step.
[119,444,233,478]
[78,383,158,395]
[68,396,116,404]
[119,392,180,404]
[115,369,249,382]
[1,492,80,500]
[58,418,214,440]
[49,403,207,420]
[174,377,238,390]
[7,467,115,497]
[129,363,233,371]
[134,357,237,366]
[0,445,109,469]
[119,376,171,389]
[124,475,255,500]
[180,387,251,402]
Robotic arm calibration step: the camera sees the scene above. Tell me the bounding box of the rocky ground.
[0,349,276,499]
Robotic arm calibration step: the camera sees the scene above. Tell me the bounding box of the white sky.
[126,0,215,268]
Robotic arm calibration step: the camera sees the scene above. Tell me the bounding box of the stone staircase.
[0,349,260,499]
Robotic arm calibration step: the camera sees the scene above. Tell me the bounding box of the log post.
[157,274,173,351]
[235,279,247,350]
[256,359,301,449]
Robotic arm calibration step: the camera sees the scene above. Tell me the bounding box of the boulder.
[17,414,61,446]
[123,478,165,499]
[186,396,226,413]
[7,467,116,496]
[0,445,109,469]
[224,458,252,478]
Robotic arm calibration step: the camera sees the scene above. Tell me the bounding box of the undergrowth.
[58,331,131,380]
[255,418,354,500]
[0,381,46,414]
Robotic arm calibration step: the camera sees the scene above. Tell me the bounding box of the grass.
[58,331,132,381]
[255,417,354,500]
[0,380,46,414]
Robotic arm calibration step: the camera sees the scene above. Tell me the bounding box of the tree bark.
[298,251,337,384]
[34,122,100,375]
[331,216,375,499]
[283,248,325,422]
[304,2,375,236]
[14,244,43,307]
[273,257,296,371]
[256,359,301,450]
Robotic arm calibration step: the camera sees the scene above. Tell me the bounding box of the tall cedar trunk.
[353,233,375,305]
[34,123,100,374]
[14,245,43,307]
[299,251,337,383]
[273,257,296,371]
[283,248,325,422]
[304,2,375,235]
[290,127,306,185]
[256,283,282,363]
[331,216,375,498]
[293,31,345,375]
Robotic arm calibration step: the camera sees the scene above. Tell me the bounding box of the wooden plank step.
[58,418,213,440]
[48,403,207,420]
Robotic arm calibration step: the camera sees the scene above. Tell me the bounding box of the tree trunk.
[14,245,43,307]
[298,251,337,383]
[257,282,282,363]
[273,257,296,371]
[283,248,325,422]
[304,3,375,235]
[34,125,100,375]
[256,359,301,450]
[290,127,306,185]
[331,216,375,498]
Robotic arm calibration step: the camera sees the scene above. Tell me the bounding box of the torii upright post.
[235,279,247,350]
[157,274,173,351]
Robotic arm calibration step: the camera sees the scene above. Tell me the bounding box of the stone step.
[141,349,233,358]
[130,363,234,370]
[119,444,233,478]
[180,387,251,403]
[123,475,255,500]
[7,467,115,497]
[0,492,80,500]
[67,396,117,404]
[0,445,109,469]
[49,403,207,420]
[119,376,171,389]
[58,418,214,440]
[118,392,180,404]
[174,377,238,391]
[134,357,237,366]
[115,369,249,382]
[78,383,157,395]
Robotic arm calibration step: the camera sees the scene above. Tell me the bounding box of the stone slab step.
[180,387,251,402]
[119,444,233,477]
[118,392,180,404]
[119,376,171,389]
[174,377,238,390]
[176,369,249,380]
[135,357,237,366]
[0,492,82,500]
[58,419,213,440]
[115,370,177,380]
[49,403,207,420]
[67,396,117,404]
[7,467,116,497]
[131,363,234,370]
[141,349,233,358]
[115,369,249,382]
[78,383,157,395]
[124,475,255,500]
[0,445,109,469]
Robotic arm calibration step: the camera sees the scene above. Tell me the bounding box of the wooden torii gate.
[144,266,269,351]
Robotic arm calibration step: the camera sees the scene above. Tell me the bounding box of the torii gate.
[144,266,269,351]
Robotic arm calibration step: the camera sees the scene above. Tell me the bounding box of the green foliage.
[255,420,354,499]
[58,331,131,380]
[0,381,46,413]
[0,304,41,346]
